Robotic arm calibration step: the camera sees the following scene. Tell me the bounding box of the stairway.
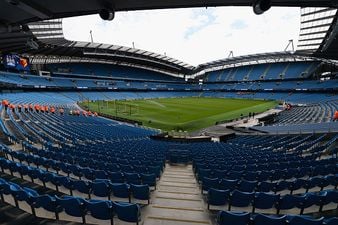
[144,163,211,225]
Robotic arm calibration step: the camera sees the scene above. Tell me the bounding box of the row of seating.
[6,148,159,186]
[200,175,338,194]
[216,211,337,225]
[0,177,141,225]
[0,157,151,203]
[207,188,338,215]
[27,147,164,177]
[196,163,337,182]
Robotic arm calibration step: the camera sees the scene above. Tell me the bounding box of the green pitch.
[80,97,278,132]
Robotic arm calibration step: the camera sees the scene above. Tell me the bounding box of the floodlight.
[253,0,271,15]
[99,9,115,21]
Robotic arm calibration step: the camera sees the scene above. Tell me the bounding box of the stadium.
[0,1,337,225]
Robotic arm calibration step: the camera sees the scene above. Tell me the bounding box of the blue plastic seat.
[325,175,338,189]
[85,199,113,225]
[253,213,286,225]
[217,211,250,225]
[324,217,338,225]
[95,169,108,179]
[81,167,95,180]
[108,171,124,183]
[288,215,323,225]
[219,179,238,191]
[141,173,156,189]
[207,188,229,210]
[58,176,75,195]
[288,179,306,194]
[12,187,39,208]
[125,173,141,184]
[277,194,304,215]
[130,184,150,204]
[229,190,254,211]
[31,194,61,219]
[257,181,275,192]
[92,180,112,199]
[111,183,130,200]
[238,180,257,192]
[201,177,219,193]
[112,201,141,224]
[197,168,212,181]
[300,192,323,214]
[55,195,86,223]
[274,180,291,193]
[73,180,92,199]
[253,192,279,213]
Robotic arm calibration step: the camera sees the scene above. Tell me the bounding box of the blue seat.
[12,187,39,208]
[300,192,324,214]
[31,194,61,219]
[323,190,338,204]
[73,180,92,199]
[288,179,306,194]
[207,188,229,210]
[238,180,257,192]
[92,180,112,199]
[197,169,212,181]
[69,164,83,178]
[58,176,75,196]
[257,181,275,192]
[201,177,219,193]
[55,195,86,223]
[214,169,227,179]
[141,173,156,189]
[60,163,72,176]
[288,215,323,225]
[147,165,161,178]
[85,199,113,225]
[111,183,130,200]
[130,184,150,204]
[277,194,304,215]
[228,171,243,180]
[112,201,141,225]
[253,213,286,225]
[217,211,250,225]
[108,171,124,183]
[304,177,323,192]
[325,175,338,189]
[219,179,238,191]
[125,173,141,184]
[95,169,108,179]
[244,172,258,181]
[253,192,279,213]
[81,167,95,180]
[325,217,338,225]
[274,180,291,193]
[229,190,254,211]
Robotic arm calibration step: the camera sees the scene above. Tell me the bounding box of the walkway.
[144,163,211,225]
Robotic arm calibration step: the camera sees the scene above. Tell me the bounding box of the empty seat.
[207,188,229,210]
[217,211,250,225]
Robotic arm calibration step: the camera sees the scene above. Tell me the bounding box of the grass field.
[80,97,278,132]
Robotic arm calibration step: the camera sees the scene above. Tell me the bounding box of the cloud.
[230,20,248,30]
[62,7,300,66]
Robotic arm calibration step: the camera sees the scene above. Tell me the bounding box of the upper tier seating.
[205,61,320,82]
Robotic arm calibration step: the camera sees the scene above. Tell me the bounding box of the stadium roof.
[0,1,337,76]
[0,1,336,25]
[193,51,338,75]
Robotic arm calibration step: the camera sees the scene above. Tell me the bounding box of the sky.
[63,6,300,66]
